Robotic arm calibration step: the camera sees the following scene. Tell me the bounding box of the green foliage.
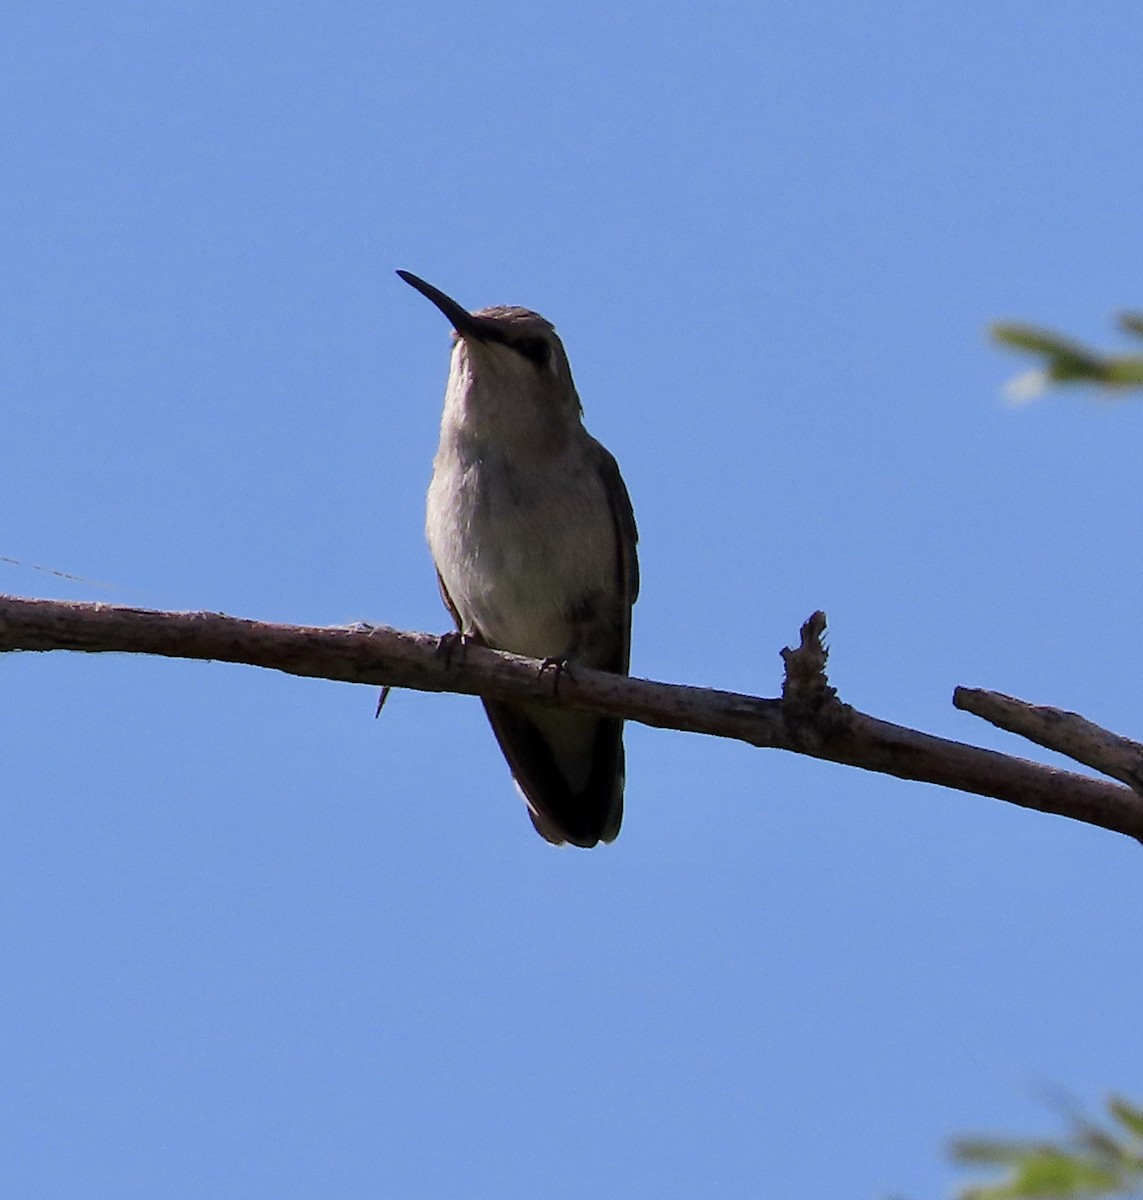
[950,1096,1143,1199]
[991,313,1143,396]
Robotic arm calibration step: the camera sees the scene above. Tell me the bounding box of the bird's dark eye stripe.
[515,336,552,367]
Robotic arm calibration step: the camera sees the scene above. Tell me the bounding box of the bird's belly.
[427,456,615,660]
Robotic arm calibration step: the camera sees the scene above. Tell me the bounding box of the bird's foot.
[538,654,576,698]
[436,630,471,668]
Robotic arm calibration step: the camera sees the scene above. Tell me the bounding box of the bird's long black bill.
[397,269,486,340]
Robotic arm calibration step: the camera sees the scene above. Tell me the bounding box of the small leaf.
[1102,356,1143,387]
[1010,1150,1120,1194]
[1118,312,1143,339]
[952,1139,1053,1166]
[990,322,1085,356]
[989,322,1107,383]
[1109,1096,1143,1142]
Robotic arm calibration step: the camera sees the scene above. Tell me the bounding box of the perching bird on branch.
[399,270,638,847]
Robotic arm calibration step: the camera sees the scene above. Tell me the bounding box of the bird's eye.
[515,336,552,368]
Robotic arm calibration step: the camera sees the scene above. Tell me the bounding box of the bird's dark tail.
[481,700,624,848]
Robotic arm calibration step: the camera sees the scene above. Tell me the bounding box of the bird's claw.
[539,655,576,698]
[436,630,470,668]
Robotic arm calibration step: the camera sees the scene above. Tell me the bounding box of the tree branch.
[3,594,1141,843]
[955,687,1143,797]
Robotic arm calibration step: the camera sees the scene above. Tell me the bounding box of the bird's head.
[398,270,582,425]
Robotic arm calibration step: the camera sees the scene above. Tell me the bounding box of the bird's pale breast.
[426,441,618,662]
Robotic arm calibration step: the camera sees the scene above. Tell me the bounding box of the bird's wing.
[436,568,464,632]
[592,438,639,672]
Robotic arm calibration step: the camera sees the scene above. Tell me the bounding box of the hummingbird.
[398,270,639,848]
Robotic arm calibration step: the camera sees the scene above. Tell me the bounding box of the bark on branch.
[2,594,1141,843]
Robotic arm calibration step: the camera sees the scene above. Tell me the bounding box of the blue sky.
[2,3,1142,1196]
